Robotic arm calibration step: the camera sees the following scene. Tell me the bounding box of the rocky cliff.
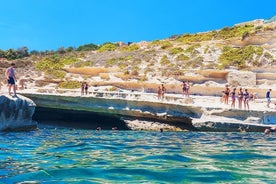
[22,93,276,132]
[0,95,37,131]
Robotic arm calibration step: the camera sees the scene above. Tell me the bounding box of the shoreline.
[17,89,276,132]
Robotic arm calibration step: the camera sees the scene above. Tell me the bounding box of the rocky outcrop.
[22,93,276,132]
[0,95,37,131]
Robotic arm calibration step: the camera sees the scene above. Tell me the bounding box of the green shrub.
[35,55,79,79]
[218,45,262,69]
[46,70,66,79]
[255,47,263,56]
[216,24,254,39]
[105,56,132,68]
[72,60,94,68]
[76,43,99,51]
[185,43,201,53]
[150,40,173,49]
[160,55,170,66]
[175,32,215,43]
[175,24,255,43]
[204,46,209,54]
[98,42,118,52]
[264,52,273,59]
[58,81,81,89]
[176,54,190,61]
[169,47,184,55]
[119,44,140,52]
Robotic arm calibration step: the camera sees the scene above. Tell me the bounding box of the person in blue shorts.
[266,89,272,108]
[5,63,17,96]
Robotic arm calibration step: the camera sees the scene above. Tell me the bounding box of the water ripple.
[1,130,276,183]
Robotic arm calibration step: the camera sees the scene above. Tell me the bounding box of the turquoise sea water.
[1,125,276,183]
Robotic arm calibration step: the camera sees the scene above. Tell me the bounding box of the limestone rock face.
[227,71,256,86]
[0,95,37,131]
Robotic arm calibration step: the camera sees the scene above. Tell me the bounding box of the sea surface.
[1,124,276,184]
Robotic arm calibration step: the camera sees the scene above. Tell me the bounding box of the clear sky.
[0,0,275,51]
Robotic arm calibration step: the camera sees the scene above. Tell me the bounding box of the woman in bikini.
[238,88,243,109]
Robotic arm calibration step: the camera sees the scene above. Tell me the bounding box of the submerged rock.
[0,95,37,131]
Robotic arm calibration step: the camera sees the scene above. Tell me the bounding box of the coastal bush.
[174,24,255,43]
[105,58,116,67]
[119,44,140,52]
[46,69,66,79]
[218,45,263,69]
[185,43,201,53]
[204,46,210,54]
[76,43,99,51]
[175,32,215,43]
[160,55,170,66]
[105,56,132,68]
[72,60,94,68]
[58,81,81,89]
[216,24,254,39]
[264,52,273,59]
[150,40,173,49]
[35,55,79,79]
[97,42,118,52]
[176,54,190,61]
[131,58,142,66]
[169,47,184,55]
[182,57,203,69]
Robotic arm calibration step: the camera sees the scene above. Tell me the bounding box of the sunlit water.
[1,125,276,183]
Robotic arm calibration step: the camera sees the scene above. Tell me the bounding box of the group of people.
[221,85,272,110]
[157,84,166,100]
[221,85,251,110]
[157,81,191,100]
[81,82,89,95]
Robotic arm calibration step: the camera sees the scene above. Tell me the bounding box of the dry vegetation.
[64,67,112,76]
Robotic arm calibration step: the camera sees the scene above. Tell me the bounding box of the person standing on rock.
[266,89,272,108]
[224,84,230,104]
[5,63,17,96]
[243,89,250,110]
[161,84,166,100]
[84,82,89,95]
[181,81,186,97]
[238,88,244,109]
[157,86,162,100]
[230,88,236,108]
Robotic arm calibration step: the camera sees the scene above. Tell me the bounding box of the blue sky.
[0,0,275,51]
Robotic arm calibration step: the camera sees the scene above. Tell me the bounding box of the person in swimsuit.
[243,89,250,110]
[230,88,236,108]
[181,81,186,97]
[238,88,244,109]
[5,63,17,96]
[266,89,272,108]
[224,85,230,104]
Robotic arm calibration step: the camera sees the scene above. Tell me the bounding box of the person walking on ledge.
[5,63,17,96]
[266,89,272,108]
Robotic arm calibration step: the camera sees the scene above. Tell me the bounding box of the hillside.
[0,17,276,97]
